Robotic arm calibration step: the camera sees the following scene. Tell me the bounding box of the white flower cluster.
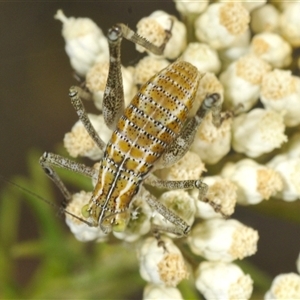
[54,2,300,299]
[265,273,300,299]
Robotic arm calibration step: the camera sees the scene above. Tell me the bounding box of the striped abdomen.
[91,61,201,227]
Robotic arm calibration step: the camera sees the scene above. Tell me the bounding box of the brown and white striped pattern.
[90,61,201,228]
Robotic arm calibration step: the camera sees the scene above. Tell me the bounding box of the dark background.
[1,0,300,293]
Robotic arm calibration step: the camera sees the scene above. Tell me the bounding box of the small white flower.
[190,176,237,219]
[192,195,220,220]
[157,151,206,182]
[195,3,250,50]
[232,108,287,157]
[264,273,300,299]
[136,11,186,59]
[63,114,112,160]
[191,111,232,164]
[143,283,183,300]
[65,191,107,242]
[195,261,253,300]
[220,54,271,111]
[181,42,221,74]
[279,2,300,47]
[261,69,300,127]
[218,29,251,70]
[218,0,266,12]
[267,154,300,201]
[152,190,196,236]
[190,71,224,117]
[86,61,136,111]
[138,237,189,287]
[192,176,237,219]
[187,219,258,262]
[133,56,169,86]
[221,159,283,205]
[250,4,280,34]
[173,0,209,16]
[54,10,108,76]
[250,32,292,68]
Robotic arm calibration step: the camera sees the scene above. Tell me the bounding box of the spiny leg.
[159,93,222,169]
[39,152,97,204]
[146,93,226,214]
[103,21,173,130]
[145,193,190,237]
[114,22,173,55]
[145,173,208,201]
[146,173,227,218]
[69,86,107,150]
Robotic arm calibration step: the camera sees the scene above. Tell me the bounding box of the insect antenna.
[0,175,94,227]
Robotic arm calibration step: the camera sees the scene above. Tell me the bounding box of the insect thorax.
[85,61,201,232]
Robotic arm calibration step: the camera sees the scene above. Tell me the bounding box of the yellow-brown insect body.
[87,61,201,232]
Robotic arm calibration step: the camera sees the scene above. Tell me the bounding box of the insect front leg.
[39,152,97,204]
[69,87,107,151]
[103,21,173,130]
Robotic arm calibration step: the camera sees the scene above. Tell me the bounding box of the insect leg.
[145,174,227,217]
[159,93,222,169]
[145,193,190,236]
[113,21,173,55]
[39,152,97,203]
[147,172,229,217]
[145,174,208,202]
[69,87,107,150]
[146,93,226,215]
[103,21,173,130]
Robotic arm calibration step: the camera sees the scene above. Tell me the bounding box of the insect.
[39,21,222,236]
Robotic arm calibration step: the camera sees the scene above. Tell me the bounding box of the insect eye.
[107,25,121,41]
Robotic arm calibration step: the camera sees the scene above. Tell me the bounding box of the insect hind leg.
[146,93,228,216]
[158,93,222,169]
